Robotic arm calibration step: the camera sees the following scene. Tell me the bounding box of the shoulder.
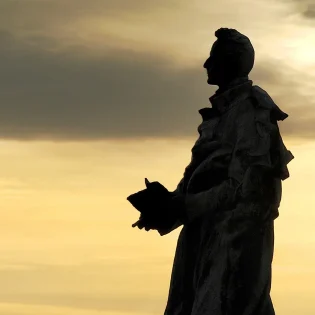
[251,85,289,121]
[234,85,276,115]
[251,85,275,109]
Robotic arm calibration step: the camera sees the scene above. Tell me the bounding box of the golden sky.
[0,0,315,314]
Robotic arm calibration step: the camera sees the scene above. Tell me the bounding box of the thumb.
[145,178,151,188]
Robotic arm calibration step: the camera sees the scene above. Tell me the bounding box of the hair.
[213,28,255,77]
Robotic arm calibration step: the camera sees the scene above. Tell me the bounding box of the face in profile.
[203,41,226,86]
[203,56,219,85]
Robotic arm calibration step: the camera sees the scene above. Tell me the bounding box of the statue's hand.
[132,194,186,232]
[127,178,170,212]
[129,178,170,231]
[132,215,154,231]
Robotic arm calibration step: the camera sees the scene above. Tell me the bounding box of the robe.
[159,80,294,315]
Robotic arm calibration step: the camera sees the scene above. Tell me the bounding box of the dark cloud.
[0,30,314,141]
[0,0,182,28]
[0,30,212,141]
[281,0,315,20]
[299,0,315,19]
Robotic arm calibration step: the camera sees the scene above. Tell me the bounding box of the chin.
[207,77,217,85]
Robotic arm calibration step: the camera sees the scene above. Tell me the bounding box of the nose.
[203,58,209,69]
[203,56,212,69]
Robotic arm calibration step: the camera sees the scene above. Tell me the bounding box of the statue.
[127,28,294,315]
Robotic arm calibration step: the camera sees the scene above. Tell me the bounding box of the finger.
[140,221,154,231]
[137,221,146,229]
[132,218,143,227]
[133,220,147,229]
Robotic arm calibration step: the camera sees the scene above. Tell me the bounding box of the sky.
[0,0,315,314]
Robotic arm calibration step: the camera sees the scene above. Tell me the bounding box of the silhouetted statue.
[127,28,294,315]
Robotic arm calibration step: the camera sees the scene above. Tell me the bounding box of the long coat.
[159,80,294,315]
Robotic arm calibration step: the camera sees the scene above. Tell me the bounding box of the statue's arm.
[157,178,185,236]
[183,177,241,224]
[157,172,239,235]
[182,166,278,224]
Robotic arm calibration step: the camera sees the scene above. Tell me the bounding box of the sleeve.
[158,137,223,235]
[157,178,185,236]
[170,177,185,196]
[183,97,294,224]
[157,138,207,236]
[184,177,240,223]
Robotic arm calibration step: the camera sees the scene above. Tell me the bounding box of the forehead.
[205,41,223,65]
[210,41,218,54]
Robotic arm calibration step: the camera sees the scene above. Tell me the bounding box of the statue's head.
[203,28,255,86]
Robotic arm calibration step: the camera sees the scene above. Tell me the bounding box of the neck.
[217,76,249,94]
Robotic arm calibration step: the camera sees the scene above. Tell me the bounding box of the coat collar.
[198,80,253,121]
